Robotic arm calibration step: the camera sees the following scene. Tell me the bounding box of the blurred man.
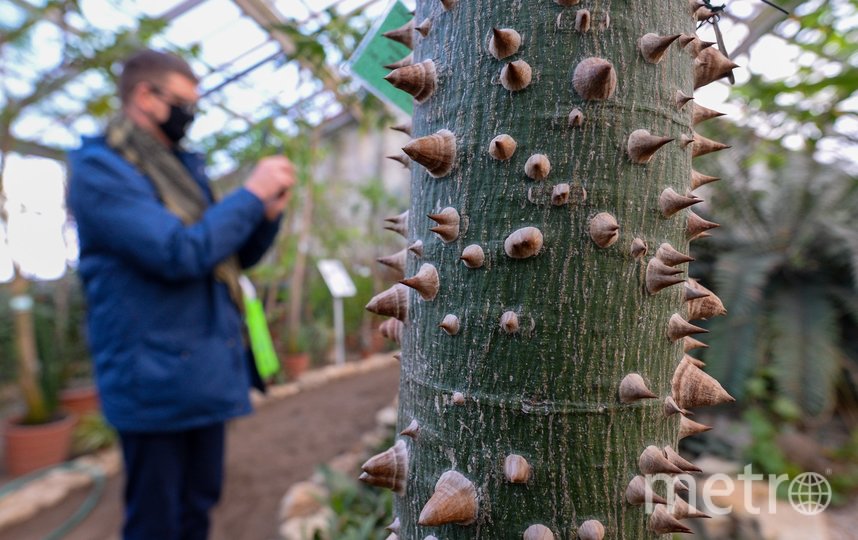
[67,49,294,540]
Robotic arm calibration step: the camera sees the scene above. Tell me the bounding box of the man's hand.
[244,156,295,220]
[263,186,292,221]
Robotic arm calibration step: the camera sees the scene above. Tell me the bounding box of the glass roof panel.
[190,17,269,67]
[132,0,193,17]
[78,0,138,31]
[0,2,27,30]
[1,0,394,155]
[272,1,311,20]
[198,39,280,91]
[158,0,247,49]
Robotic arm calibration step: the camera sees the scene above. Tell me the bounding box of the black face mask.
[158,103,195,144]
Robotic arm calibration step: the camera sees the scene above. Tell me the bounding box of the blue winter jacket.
[67,136,280,433]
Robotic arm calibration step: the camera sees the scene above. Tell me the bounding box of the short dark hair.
[118,49,199,105]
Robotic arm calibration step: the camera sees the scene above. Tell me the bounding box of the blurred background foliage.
[693,148,857,420]
[731,0,858,153]
[680,0,858,499]
[0,0,405,412]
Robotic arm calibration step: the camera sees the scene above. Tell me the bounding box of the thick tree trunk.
[366,1,735,538]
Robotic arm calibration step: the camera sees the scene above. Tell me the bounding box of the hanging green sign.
[347,1,413,115]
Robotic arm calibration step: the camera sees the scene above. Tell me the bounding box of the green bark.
[394,0,700,538]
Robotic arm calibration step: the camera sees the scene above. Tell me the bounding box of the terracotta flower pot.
[361,332,387,358]
[3,414,76,477]
[283,352,310,380]
[60,386,100,418]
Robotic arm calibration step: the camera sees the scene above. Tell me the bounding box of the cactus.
[366,0,736,537]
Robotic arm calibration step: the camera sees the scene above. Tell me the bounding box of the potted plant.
[56,278,100,418]
[3,279,76,476]
[59,383,99,418]
[70,412,116,457]
[282,327,311,381]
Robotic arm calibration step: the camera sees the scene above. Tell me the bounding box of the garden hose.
[0,460,107,539]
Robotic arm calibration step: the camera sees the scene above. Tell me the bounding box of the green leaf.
[705,302,764,401]
[714,251,782,318]
[771,397,802,421]
[704,252,783,400]
[827,222,858,292]
[743,407,789,474]
[771,285,841,419]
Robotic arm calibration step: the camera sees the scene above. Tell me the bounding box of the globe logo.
[788,472,832,516]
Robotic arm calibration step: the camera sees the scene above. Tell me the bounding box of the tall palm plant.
[694,148,858,421]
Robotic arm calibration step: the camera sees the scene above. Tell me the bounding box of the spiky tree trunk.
[365,0,736,538]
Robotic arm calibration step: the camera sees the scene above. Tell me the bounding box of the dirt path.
[1,363,400,540]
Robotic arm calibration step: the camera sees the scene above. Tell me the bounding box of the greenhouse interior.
[0,0,857,538]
